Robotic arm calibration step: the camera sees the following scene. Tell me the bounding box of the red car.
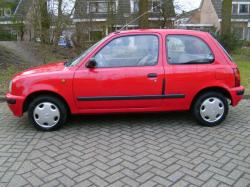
[6,29,244,131]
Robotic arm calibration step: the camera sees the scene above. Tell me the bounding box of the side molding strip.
[77,94,185,101]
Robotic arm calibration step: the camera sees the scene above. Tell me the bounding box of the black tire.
[28,95,68,131]
[192,92,229,127]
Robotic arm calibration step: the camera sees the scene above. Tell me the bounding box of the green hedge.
[0,31,17,41]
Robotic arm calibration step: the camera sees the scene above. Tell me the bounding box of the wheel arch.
[190,86,232,110]
[23,91,71,114]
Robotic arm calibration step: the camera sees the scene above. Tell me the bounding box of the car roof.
[114,29,209,36]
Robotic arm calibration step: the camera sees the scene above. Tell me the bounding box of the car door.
[164,34,216,110]
[73,34,165,110]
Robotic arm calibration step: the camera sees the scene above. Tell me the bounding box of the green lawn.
[232,48,250,95]
[0,46,28,95]
[234,61,250,95]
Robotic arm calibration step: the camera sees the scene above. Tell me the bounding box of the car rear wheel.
[28,96,67,131]
[192,92,229,126]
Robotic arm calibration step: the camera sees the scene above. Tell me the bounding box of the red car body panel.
[6,29,244,117]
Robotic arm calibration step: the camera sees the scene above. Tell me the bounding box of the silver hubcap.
[33,102,60,128]
[200,97,225,123]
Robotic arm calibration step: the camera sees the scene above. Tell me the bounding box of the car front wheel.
[192,92,229,127]
[28,95,68,131]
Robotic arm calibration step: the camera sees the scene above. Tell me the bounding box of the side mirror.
[86,58,97,68]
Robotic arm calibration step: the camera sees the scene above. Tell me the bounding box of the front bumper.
[229,86,245,106]
[5,93,25,117]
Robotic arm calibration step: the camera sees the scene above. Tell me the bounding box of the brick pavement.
[0,101,249,187]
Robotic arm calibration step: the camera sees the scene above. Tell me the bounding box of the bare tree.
[138,0,149,28]
[39,0,50,43]
[160,0,175,28]
[52,0,76,44]
[106,0,115,33]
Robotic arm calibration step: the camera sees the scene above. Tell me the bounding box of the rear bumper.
[229,86,245,106]
[5,93,25,117]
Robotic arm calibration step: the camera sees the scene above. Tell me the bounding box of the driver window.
[94,35,159,68]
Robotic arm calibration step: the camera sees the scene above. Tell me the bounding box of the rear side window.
[166,35,214,64]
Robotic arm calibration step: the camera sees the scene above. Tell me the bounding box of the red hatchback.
[6,29,244,131]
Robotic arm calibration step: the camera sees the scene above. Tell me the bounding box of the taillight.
[233,68,241,87]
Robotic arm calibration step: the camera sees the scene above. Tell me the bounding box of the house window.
[88,1,116,13]
[149,0,161,12]
[130,0,139,13]
[232,4,238,14]
[239,4,249,14]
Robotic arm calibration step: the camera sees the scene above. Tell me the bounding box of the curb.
[0,95,249,102]
[0,96,5,102]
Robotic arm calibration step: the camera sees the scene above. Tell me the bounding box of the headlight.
[9,80,12,93]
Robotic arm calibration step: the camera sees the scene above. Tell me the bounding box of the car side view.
[6,29,244,131]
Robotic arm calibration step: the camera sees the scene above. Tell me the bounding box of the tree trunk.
[39,0,50,44]
[54,0,63,44]
[221,0,232,36]
[106,0,115,33]
[162,0,175,28]
[138,0,149,29]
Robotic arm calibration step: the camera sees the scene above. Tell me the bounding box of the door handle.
[147,73,158,78]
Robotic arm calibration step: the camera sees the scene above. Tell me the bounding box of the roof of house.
[176,8,200,19]
[74,0,176,24]
[14,0,32,19]
[0,0,19,22]
[1,0,18,4]
[201,0,250,20]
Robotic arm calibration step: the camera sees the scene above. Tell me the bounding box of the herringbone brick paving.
[0,101,249,187]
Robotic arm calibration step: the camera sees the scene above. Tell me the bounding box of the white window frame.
[232,2,250,15]
[130,0,139,13]
[87,0,118,14]
[232,4,238,15]
[239,3,249,14]
[149,0,161,13]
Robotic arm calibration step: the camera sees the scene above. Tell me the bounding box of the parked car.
[58,36,71,48]
[6,29,244,131]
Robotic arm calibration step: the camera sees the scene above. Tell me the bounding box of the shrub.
[0,31,17,41]
[242,40,250,48]
[216,32,242,52]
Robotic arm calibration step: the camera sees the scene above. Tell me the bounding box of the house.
[176,0,250,40]
[0,0,33,41]
[13,0,75,42]
[73,0,175,44]
[14,0,33,40]
[0,0,19,40]
[175,8,215,32]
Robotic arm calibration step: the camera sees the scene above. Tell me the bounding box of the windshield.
[66,36,108,67]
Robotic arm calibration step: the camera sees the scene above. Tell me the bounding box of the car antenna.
[118,1,163,32]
